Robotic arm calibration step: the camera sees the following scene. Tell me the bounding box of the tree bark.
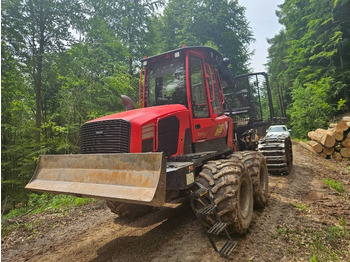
[306,140,323,153]
[342,116,350,122]
[340,147,350,158]
[308,131,335,148]
[342,138,350,148]
[318,152,327,159]
[336,121,349,132]
[317,128,343,141]
[299,141,318,154]
[323,147,334,156]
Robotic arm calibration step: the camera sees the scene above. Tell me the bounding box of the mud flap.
[25,153,167,206]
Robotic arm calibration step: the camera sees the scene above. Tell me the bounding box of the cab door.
[187,56,229,145]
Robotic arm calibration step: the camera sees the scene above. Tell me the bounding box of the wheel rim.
[240,178,251,219]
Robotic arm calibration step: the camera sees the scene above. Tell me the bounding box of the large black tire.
[196,158,254,234]
[105,201,153,218]
[229,151,269,208]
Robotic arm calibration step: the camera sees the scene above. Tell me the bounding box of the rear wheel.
[105,201,153,218]
[196,158,254,234]
[229,151,269,208]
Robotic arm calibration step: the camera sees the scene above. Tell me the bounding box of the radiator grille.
[81,119,131,154]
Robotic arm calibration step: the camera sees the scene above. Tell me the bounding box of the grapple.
[25,153,167,206]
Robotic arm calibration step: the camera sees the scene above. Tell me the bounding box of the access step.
[208,222,228,235]
[198,204,215,215]
[219,240,237,258]
[192,186,209,199]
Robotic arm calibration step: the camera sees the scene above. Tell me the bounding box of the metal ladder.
[190,182,237,258]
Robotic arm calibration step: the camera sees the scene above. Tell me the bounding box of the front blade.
[25,153,166,206]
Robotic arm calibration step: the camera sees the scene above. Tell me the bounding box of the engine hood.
[87,104,188,126]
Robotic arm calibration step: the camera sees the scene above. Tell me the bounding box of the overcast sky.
[238,0,284,72]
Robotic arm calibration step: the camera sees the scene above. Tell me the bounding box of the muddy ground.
[2,142,350,261]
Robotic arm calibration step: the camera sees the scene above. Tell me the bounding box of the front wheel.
[195,158,254,234]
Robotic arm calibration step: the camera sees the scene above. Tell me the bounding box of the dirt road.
[2,142,350,261]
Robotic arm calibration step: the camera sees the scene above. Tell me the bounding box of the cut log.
[318,152,327,159]
[342,116,350,122]
[308,131,335,148]
[342,138,350,148]
[323,147,334,155]
[306,140,323,153]
[340,147,350,158]
[337,121,349,132]
[299,141,318,155]
[331,152,343,161]
[325,128,343,141]
[329,123,338,128]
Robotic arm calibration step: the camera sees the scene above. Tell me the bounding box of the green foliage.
[323,178,345,193]
[289,77,336,138]
[267,0,350,135]
[3,193,95,219]
[1,193,95,236]
[160,0,253,74]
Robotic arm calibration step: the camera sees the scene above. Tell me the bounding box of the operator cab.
[140,46,234,152]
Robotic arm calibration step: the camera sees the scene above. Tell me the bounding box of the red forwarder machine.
[26,46,275,258]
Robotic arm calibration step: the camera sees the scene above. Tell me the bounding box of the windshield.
[268,126,287,132]
[146,58,186,107]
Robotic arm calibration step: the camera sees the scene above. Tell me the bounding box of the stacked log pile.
[304,117,350,160]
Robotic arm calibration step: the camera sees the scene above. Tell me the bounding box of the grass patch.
[346,165,350,174]
[1,193,96,237]
[294,202,308,212]
[323,178,345,193]
[277,226,289,236]
[294,137,308,143]
[275,219,349,261]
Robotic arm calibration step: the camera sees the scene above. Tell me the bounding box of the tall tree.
[160,0,253,74]
[86,0,163,74]
[267,0,350,137]
[2,0,85,146]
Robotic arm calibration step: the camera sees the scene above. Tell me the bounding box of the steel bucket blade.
[25,153,166,206]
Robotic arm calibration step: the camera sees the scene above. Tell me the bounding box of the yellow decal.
[215,124,224,136]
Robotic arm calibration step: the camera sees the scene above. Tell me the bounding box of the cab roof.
[140,46,224,64]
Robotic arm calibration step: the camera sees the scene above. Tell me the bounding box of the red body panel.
[88,105,191,155]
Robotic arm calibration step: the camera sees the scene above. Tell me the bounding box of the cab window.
[189,57,209,118]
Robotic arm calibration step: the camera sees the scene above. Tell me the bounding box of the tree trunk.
[342,138,350,148]
[299,141,318,154]
[318,152,327,159]
[317,128,343,141]
[308,131,335,148]
[323,147,334,156]
[306,140,323,153]
[340,148,350,158]
[34,2,46,147]
[342,116,350,122]
[336,121,349,132]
